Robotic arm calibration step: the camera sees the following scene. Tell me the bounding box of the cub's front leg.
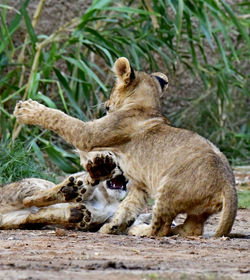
[14,99,132,152]
[23,172,92,208]
[99,183,148,234]
[14,99,84,149]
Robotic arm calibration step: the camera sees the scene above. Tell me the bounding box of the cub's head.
[105,57,168,113]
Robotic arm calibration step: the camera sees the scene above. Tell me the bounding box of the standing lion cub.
[14,57,237,237]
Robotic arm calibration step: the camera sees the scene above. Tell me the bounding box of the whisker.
[90,102,106,110]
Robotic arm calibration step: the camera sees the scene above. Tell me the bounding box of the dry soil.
[0,208,249,280]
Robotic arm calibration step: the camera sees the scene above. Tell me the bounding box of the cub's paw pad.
[59,176,87,202]
[74,186,89,202]
[69,204,87,223]
[86,154,116,180]
[60,185,78,201]
[68,204,92,230]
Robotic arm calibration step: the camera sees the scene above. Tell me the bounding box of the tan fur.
[0,178,54,214]
[14,57,237,237]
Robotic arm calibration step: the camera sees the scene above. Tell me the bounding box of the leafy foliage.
[0,0,249,182]
[0,140,56,185]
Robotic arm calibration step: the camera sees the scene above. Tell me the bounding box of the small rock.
[55,228,66,236]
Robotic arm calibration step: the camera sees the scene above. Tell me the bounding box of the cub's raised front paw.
[14,99,45,125]
[59,175,91,202]
[86,153,116,181]
[68,204,93,231]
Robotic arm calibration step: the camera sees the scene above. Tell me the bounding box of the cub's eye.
[106,106,110,112]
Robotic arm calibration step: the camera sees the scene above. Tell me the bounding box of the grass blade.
[63,56,107,92]
[219,0,250,46]
[20,4,37,51]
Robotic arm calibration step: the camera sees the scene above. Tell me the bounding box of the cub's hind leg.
[25,203,113,231]
[128,198,175,237]
[129,183,177,237]
[1,209,37,229]
[24,203,80,226]
[0,178,55,214]
[148,188,210,237]
[0,178,55,229]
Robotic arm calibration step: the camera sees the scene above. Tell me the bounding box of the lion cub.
[0,153,128,230]
[14,57,237,237]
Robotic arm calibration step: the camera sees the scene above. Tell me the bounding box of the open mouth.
[106,175,128,191]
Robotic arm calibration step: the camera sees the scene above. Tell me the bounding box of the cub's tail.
[214,182,238,237]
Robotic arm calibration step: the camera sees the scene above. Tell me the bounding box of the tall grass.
[0,140,56,185]
[0,0,249,182]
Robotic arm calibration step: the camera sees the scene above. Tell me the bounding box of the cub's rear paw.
[68,204,93,231]
[128,224,152,237]
[99,222,124,234]
[59,176,90,202]
[86,153,116,181]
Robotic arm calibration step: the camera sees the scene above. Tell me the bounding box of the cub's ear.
[113,57,135,85]
[152,72,168,97]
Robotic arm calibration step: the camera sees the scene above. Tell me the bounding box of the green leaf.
[53,67,87,120]
[184,12,198,69]
[28,71,40,99]
[212,12,239,62]
[175,0,184,49]
[213,34,230,71]
[35,93,57,109]
[103,6,160,16]
[63,56,107,92]
[45,144,79,173]
[0,51,8,69]
[219,0,250,46]
[0,4,20,14]
[0,13,14,54]
[87,0,112,12]
[39,78,69,114]
[30,141,46,165]
[8,0,30,36]
[20,4,37,51]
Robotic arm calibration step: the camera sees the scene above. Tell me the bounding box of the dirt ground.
[0,208,249,280]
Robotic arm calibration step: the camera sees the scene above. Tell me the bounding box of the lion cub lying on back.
[0,153,128,230]
[14,57,237,237]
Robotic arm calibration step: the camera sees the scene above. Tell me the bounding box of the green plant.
[0,140,56,185]
[0,0,249,177]
[238,190,250,209]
